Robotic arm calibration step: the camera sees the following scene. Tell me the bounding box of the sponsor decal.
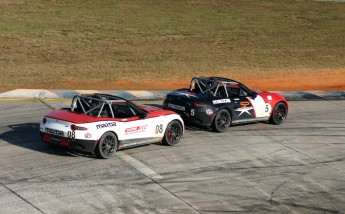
[240,101,250,108]
[235,107,253,116]
[236,102,253,116]
[45,128,64,136]
[168,103,185,111]
[267,95,272,101]
[212,99,231,105]
[84,132,92,138]
[206,109,213,115]
[125,125,147,135]
[96,122,116,129]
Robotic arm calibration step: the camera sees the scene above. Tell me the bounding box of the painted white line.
[117,151,163,180]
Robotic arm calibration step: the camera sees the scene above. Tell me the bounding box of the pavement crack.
[244,125,345,175]
[0,181,46,214]
[266,135,345,175]
[269,179,290,205]
[117,151,201,214]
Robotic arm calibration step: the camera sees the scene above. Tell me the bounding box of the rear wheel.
[95,132,117,159]
[162,120,183,146]
[212,109,231,132]
[269,102,287,125]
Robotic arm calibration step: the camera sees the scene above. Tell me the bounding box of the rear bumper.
[41,132,97,153]
[163,100,214,127]
[182,114,213,127]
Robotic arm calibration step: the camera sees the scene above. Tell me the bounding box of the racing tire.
[212,109,231,133]
[269,102,287,125]
[162,120,183,146]
[95,132,118,159]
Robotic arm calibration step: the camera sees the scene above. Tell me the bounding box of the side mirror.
[140,112,147,119]
[251,93,257,99]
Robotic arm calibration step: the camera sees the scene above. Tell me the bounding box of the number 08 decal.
[155,124,163,134]
[67,131,75,139]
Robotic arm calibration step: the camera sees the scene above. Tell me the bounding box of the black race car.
[163,76,288,132]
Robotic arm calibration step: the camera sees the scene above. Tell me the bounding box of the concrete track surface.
[0,99,344,214]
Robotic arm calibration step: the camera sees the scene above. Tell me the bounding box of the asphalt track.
[0,99,345,214]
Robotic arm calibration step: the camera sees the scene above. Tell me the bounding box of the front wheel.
[212,109,231,132]
[95,132,118,159]
[269,102,288,125]
[162,120,183,146]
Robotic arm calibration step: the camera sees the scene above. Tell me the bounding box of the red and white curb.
[0,89,344,100]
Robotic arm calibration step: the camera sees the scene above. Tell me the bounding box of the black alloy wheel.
[212,109,231,132]
[95,132,117,159]
[270,102,287,125]
[163,120,183,146]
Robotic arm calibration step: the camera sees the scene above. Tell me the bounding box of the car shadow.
[0,123,95,158]
[184,123,213,132]
[184,121,270,132]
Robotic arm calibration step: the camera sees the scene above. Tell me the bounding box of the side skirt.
[232,117,270,125]
[118,137,163,149]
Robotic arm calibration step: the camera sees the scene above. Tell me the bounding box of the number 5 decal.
[265,103,272,113]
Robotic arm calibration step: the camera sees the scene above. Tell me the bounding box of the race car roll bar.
[190,76,249,97]
[70,94,146,118]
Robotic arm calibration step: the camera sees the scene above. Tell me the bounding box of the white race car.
[40,93,184,159]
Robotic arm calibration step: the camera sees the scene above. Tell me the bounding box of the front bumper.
[41,132,97,153]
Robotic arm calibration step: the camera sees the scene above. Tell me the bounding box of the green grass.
[1,0,344,89]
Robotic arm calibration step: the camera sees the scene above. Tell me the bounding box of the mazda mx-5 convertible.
[40,93,184,158]
[163,76,288,132]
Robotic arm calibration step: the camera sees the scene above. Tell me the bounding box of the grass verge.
[1,0,344,91]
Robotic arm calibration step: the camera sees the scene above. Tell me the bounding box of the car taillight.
[42,118,47,124]
[70,124,88,131]
[191,102,206,108]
